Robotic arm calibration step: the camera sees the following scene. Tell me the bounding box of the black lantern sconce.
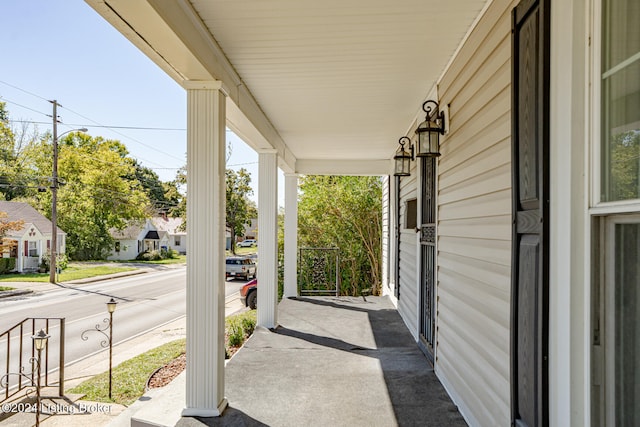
[415,100,446,157]
[393,136,414,177]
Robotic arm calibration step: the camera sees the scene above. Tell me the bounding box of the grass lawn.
[0,265,137,283]
[69,338,186,405]
[69,310,256,405]
[226,247,257,257]
[0,286,15,291]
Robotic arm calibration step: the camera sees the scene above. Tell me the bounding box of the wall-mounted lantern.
[393,136,414,176]
[415,100,445,157]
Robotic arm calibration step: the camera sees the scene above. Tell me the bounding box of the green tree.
[226,168,256,254]
[26,132,151,259]
[128,160,182,215]
[298,175,382,296]
[170,165,187,228]
[171,166,256,245]
[0,102,40,201]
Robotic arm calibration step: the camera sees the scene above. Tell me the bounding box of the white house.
[108,217,188,260]
[107,219,160,261]
[87,0,638,426]
[0,201,66,273]
[151,216,187,254]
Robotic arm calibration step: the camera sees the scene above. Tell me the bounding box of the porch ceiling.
[86,0,488,174]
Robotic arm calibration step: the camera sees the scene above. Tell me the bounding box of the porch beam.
[182,81,227,417]
[257,150,279,328]
[296,159,393,176]
[283,174,298,298]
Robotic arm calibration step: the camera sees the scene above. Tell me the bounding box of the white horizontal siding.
[434,0,516,425]
[397,161,418,338]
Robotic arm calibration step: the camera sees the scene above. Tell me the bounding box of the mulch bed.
[147,339,243,389]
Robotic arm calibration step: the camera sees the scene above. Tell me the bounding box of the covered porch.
[83,0,603,425]
[84,0,486,420]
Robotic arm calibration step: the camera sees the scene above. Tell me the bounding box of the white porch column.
[182,81,227,417]
[283,173,298,298]
[257,150,279,328]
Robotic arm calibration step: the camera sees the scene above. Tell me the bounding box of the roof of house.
[110,220,146,240]
[0,201,65,237]
[151,216,185,235]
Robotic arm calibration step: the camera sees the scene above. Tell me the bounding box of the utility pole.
[50,100,59,284]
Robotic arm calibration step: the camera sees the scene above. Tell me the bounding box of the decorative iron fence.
[298,248,340,296]
[0,318,65,401]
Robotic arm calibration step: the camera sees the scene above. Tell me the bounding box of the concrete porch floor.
[131,295,467,427]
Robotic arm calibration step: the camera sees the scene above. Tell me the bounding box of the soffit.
[89,0,488,173]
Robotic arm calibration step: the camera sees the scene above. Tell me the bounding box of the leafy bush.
[0,257,16,274]
[40,251,69,271]
[136,248,178,261]
[160,248,178,259]
[136,250,162,261]
[226,311,257,349]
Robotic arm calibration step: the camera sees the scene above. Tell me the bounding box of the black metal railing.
[0,317,65,401]
[298,248,340,296]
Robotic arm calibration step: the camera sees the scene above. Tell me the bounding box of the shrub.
[136,250,162,261]
[225,311,257,350]
[0,257,16,274]
[160,248,178,259]
[227,322,244,347]
[136,249,178,261]
[40,251,69,271]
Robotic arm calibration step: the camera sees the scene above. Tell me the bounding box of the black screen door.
[419,156,436,361]
[511,0,550,426]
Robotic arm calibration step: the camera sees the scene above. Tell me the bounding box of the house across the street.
[0,201,66,273]
[108,216,187,260]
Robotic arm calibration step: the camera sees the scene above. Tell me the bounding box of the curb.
[65,269,148,285]
[0,289,33,299]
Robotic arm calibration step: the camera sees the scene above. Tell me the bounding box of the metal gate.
[419,156,436,361]
[298,248,340,296]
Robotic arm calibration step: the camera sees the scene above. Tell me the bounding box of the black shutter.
[511,0,550,426]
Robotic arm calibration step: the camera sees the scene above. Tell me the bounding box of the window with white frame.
[28,241,37,257]
[592,1,640,426]
[599,0,640,202]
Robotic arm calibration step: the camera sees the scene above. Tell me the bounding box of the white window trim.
[590,0,640,210]
[589,1,640,425]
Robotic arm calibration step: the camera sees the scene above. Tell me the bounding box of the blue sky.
[1,0,277,205]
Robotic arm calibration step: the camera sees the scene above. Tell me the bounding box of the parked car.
[238,239,257,248]
[240,279,257,309]
[225,257,257,280]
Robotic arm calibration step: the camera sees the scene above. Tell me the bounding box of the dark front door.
[511,0,550,426]
[419,156,436,361]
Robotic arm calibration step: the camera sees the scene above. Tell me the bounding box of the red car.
[240,279,257,309]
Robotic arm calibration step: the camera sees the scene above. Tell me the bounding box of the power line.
[0,80,49,102]
[0,97,51,118]
[8,119,186,131]
[228,162,258,167]
[0,79,185,163]
[58,103,185,163]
